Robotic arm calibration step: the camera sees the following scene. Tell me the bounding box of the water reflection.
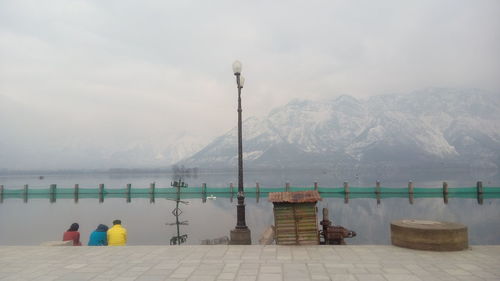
[0,170,499,245]
[166,179,189,245]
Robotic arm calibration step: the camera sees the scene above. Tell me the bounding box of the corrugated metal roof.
[268,190,322,203]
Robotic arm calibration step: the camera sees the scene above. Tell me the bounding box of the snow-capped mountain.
[180,88,500,170]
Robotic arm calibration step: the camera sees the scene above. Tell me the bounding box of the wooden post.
[344,182,349,204]
[99,184,104,203]
[23,184,28,203]
[477,181,483,205]
[443,182,449,204]
[126,184,131,203]
[408,181,414,205]
[230,183,234,203]
[0,185,3,204]
[49,184,56,203]
[150,182,155,203]
[285,182,290,192]
[314,182,318,191]
[376,181,381,205]
[74,184,79,203]
[202,183,207,203]
[256,182,260,203]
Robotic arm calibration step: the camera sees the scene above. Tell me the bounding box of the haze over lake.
[1,169,499,245]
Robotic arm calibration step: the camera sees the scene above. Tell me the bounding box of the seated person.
[63,223,82,246]
[107,219,127,246]
[88,224,109,246]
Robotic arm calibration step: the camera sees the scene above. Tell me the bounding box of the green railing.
[1,182,499,204]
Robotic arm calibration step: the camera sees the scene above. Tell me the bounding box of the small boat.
[38,176,44,180]
[207,194,216,200]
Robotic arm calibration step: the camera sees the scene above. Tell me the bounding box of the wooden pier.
[0,181,498,204]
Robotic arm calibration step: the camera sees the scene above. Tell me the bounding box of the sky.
[1,0,500,169]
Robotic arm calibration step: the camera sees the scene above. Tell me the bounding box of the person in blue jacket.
[88,224,109,246]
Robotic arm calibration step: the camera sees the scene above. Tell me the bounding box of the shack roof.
[268,190,322,203]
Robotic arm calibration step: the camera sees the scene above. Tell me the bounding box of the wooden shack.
[268,190,321,245]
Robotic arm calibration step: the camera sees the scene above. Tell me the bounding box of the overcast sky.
[1,0,500,169]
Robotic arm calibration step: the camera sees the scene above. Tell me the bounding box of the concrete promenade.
[0,245,499,281]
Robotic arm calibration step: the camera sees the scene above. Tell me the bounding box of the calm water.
[1,169,499,245]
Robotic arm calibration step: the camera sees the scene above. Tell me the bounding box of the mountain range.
[2,88,499,172]
[180,88,500,171]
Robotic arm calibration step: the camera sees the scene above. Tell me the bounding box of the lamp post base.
[230,228,251,245]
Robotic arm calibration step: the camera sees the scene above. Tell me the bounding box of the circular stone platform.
[391,219,468,251]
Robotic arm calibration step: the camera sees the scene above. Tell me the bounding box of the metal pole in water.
[50,184,56,203]
[74,184,79,204]
[344,182,349,204]
[230,183,234,203]
[23,184,28,203]
[376,181,381,205]
[408,181,414,205]
[99,184,104,203]
[202,183,206,203]
[477,181,483,205]
[126,184,131,203]
[150,182,155,204]
[443,181,449,204]
[256,182,260,203]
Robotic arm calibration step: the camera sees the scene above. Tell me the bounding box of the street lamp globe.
[232,60,242,75]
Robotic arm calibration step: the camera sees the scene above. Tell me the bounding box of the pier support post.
[126,184,131,203]
[230,183,234,203]
[285,182,290,192]
[344,182,349,204]
[50,184,56,203]
[314,182,318,191]
[99,184,104,203]
[150,183,155,204]
[256,182,260,203]
[202,183,207,203]
[0,185,3,204]
[23,184,28,203]
[376,181,381,205]
[477,181,483,205]
[408,181,414,205]
[443,182,449,204]
[74,184,79,203]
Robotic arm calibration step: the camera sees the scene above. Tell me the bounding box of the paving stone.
[187,275,216,281]
[135,275,167,281]
[235,276,257,281]
[257,273,282,281]
[0,246,498,281]
[384,274,424,281]
[328,274,357,281]
[111,278,137,281]
[354,274,387,281]
[217,272,236,280]
[259,266,282,274]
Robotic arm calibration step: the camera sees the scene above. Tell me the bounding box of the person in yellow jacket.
[107,219,127,246]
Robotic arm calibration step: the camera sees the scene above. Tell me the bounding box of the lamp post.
[230,60,251,244]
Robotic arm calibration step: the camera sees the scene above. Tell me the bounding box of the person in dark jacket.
[88,224,109,246]
[63,223,82,246]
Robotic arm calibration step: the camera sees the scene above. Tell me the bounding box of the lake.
[1,169,499,245]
